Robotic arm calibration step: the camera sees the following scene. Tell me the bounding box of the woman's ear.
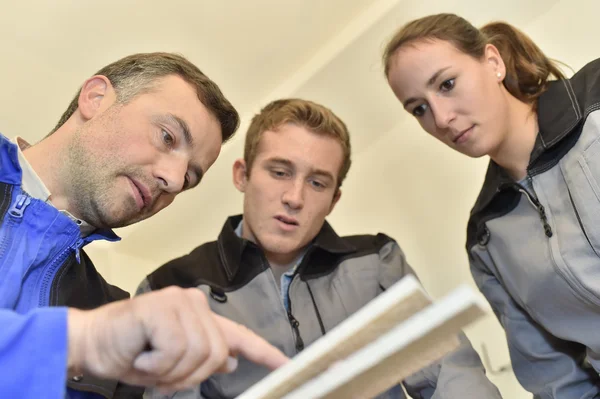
[484,44,506,81]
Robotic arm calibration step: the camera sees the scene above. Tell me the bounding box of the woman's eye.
[412,104,428,117]
[440,78,455,92]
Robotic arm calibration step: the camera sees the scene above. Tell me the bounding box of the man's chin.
[96,210,145,229]
[263,240,306,258]
[113,214,148,228]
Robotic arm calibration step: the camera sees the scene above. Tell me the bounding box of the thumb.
[215,356,239,374]
[133,349,170,374]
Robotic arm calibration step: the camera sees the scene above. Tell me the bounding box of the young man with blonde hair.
[139,98,501,398]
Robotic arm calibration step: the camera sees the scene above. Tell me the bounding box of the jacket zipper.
[263,256,305,353]
[515,178,553,237]
[287,309,304,352]
[0,194,31,258]
[285,247,317,353]
[39,238,84,306]
[0,189,20,259]
[286,271,305,352]
[0,193,30,280]
[8,193,31,218]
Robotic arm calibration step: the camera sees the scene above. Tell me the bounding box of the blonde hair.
[244,98,351,187]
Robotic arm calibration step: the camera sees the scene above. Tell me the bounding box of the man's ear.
[328,188,342,214]
[232,159,248,193]
[77,75,115,121]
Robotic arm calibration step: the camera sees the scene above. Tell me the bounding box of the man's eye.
[440,78,455,92]
[310,180,325,189]
[412,104,428,117]
[162,130,174,147]
[271,170,288,178]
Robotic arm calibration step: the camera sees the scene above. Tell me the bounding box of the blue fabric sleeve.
[0,307,68,398]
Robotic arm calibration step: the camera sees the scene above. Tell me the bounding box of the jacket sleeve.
[0,307,68,398]
[470,252,600,398]
[377,238,502,399]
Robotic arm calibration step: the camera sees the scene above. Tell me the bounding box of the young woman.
[384,13,600,399]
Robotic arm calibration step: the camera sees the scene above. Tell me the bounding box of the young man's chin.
[263,239,302,255]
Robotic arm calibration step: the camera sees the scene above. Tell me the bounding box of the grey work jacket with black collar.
[138,215,501,399]
[467,58,600,398]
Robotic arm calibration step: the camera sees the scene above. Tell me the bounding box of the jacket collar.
[470,60,595,216]
[217,214,355,282]
[0,133,121,242]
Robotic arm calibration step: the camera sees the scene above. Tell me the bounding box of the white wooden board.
[282,286,486,399]
[237,275,430,399]
[237,276,487,399]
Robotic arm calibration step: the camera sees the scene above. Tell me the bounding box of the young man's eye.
[310,180,325,190]
[412,104,428,117]
[440,78,455,92]
[162,129,174,147]
[270,169,288,178]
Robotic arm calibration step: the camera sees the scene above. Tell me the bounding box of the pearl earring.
[497,72,502,78]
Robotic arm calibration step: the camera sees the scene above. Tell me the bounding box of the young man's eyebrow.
[265,157,294,168]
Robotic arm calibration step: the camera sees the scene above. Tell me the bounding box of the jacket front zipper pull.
[72,238,84,263]
[8,194,31,218]
[536,204,553,237]
[287,312,304,352]
[518,188,553,237]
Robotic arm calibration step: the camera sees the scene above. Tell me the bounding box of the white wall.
[6,0,600,397]
[94,1,600,397]
[323,2,600,397]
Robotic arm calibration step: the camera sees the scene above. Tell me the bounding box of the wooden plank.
[237,275,432,399]
[282,286,487,399]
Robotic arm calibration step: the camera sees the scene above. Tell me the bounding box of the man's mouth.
[275,215,299,226]
[129,178,152,210]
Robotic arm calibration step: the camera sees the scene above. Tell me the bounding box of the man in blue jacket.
[0,52,287,399]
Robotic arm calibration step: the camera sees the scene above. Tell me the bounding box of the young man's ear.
[328,189,342,214]
[232,159,248,193]
[77,75,116,122]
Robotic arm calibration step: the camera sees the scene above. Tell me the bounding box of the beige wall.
[94,2,597,397]
[5,0,600,397]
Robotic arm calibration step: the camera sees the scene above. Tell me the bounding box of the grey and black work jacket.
[139,215,501,399]
[467,58,600,398]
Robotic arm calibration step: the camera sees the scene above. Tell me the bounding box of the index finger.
[214,314,289,370]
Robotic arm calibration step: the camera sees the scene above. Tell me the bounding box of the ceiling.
[0,0,558,263]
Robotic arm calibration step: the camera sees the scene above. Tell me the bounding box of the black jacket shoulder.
[146,240,229,290]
